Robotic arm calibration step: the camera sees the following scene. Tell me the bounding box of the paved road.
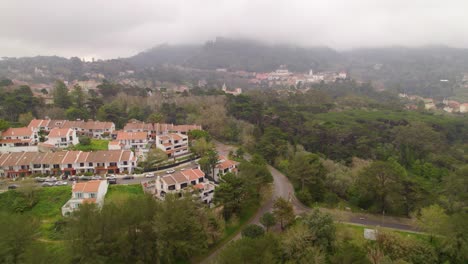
[201,142,419,264]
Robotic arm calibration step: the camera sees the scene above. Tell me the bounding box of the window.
[181,183,188,188]
[89,162,93,166]
[80,163,84,167]
[68,164,72,168]
[123,161,128,165]
[168,185,175,190]
[69,136,72,140]
[90,193,96,198]
[75,192,83,198]
[61,137,66,142]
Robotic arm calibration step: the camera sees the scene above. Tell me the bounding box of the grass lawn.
[106,184,144,200]
[69,139,109,151]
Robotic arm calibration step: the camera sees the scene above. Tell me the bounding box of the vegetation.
[68,139,109,151]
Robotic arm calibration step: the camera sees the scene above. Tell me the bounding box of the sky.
[1,0,468,60]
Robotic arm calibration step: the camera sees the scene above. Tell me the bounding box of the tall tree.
[147,113,163,138]
[289,152,326,201]
[260,212,276,232]
[273,197,294,230]
[53,80,71,108]
[70,84,86,108]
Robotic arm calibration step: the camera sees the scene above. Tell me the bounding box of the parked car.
[166,169,175,174]
[42,182,54,187]
[122,175,134,180]
[45,177,57,182]
[8,184,19,190]
[107,178,117,184]
[145,173,155,178]
[55,181,68,186]
[61,175,68,180]
[35,177,46,183]
[91,176,103,180]
[79,176,92,181]
[68,176,79,181]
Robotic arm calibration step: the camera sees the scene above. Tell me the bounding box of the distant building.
[43,128,79,148]
[213,156,239,182]
[115,131,149,150]
[0,127,39,152]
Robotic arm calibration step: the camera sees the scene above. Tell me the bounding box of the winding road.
[201,142,419,264]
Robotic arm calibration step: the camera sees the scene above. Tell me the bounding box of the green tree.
[86,93,103,119]
[143,148,168,171]
[78,136,91,146]
[302,208,336,252]
[260,212,276,232]
[273,197,294,230]
[289,152,326,202]
[65,107,89,120]
[53,80,71,108]
[154,195,208,262]
[147,113,163,138]
[70,84,86,108]
[0,213,40,263]
[281,224,326,264]
[0,119,10,131]
[330,242,371,264]
[191,137,214,157]
[214,173,250,220]
[241,224,265,238]
[355,160,406,214]
[18,112,34,126]
[97,80,120,97]
[216,234,280,264]
[417,204,448,242]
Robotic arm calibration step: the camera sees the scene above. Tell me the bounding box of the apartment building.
[155,133,189,158]
[0,150,137,178]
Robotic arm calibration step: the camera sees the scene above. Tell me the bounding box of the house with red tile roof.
[155,133,189,158]
[28,119,115,138]
[213,156,239,182]
[42,128,79,148]
[115,131,149,150]
[0,150,137,178]
[62,180,108,216]
[123,120,202,138]
[143,168,215,203]
[0,127,39,152]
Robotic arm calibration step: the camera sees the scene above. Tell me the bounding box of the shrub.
[242,224,265,238]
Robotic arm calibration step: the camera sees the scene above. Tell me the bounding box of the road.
[201,142,419,264]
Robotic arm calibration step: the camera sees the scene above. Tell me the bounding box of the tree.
[40,88,48,95]
[289,151,326,202]
[417,204,448,242]
[214,173,251,220]
[241,224,265,238]
[217,234,280,264]
[153,195,208,262]
[260,212,276,232]
[281,224,326,264]
[97,80,120,97]
[273,197,294,230]
[18,112,34,126]
[143,148,168,171]
[147,113,163,139]
[188,129,211,141]
[302,209,336,252]
[355,160,406,214]
[78,136,91,146]
[86,92,103,119]
[65,107,89,120]
[53,80,71,108]
[330,242,371,264]
[0,212,40,263]
[0,119,10,132]
[70,84,86,108]
[191,137,214,157]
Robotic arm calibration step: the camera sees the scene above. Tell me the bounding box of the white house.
[62,180,108,216]
[44,128,79,148]
[0,127,39,152]
[115,131,149,150]
[213,156,239,182]
[155,133,189,158]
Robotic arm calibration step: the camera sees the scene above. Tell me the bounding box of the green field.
[68,139,109,151]
[106,184,145,200]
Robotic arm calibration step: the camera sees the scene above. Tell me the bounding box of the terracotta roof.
[161,175,176,185]
[116,131,147,140]
[48,128,72,138]
[73,180,102,193]
[171,171,189,184]
[2,127,35,137]
[216,156,239,170]
[0,139,29,144]
[181,169,205,181]
[62,151,81,164]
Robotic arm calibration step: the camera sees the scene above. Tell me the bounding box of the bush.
[324,192,340,206]
[241,224,265,238]
[296,189,313,205]
[79,136,91,146]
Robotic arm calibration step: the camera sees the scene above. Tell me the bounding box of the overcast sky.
[1,0,467,59]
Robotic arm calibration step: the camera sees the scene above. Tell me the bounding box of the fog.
[1,0,467,59]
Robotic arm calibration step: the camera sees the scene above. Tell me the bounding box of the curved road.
[202,142,419,264]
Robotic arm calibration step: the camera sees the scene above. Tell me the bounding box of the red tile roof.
[48,128,72,138]
[73,180,102,193]
[116,131,147,141]
[2,127,35,137]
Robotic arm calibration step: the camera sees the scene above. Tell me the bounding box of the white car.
[165,169,175,174]
[145,173,155,178]
[54,181,68,186]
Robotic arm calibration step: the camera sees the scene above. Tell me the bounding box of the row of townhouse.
[123,120,202,138]
[0,150,137,178]
[143,168,215,203]
[28,119,115,138]
[62,180,109,216]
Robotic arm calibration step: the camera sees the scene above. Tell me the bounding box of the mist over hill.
[2,38,468,98]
